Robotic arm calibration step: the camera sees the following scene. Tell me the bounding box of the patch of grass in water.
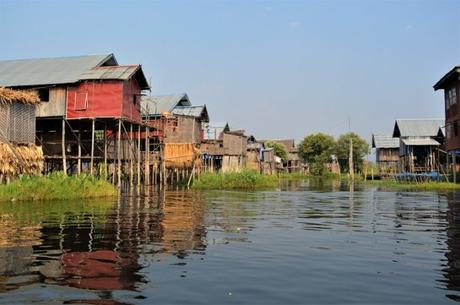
[192,170,278,190]
[365,179,460,191]
[0,172,117,202]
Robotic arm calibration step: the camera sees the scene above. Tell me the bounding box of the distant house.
[392,119,445,173]
[371,134,399,173]
[222,130,247,172]
[259,139,301,173]
[434,66,460,153]
[141,94,209,144]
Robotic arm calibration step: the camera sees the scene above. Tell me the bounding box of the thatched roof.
[0,87,40,105]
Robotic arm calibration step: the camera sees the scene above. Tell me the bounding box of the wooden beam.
[117,119,122,188]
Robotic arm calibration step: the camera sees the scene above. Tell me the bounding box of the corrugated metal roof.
[203,122,230,140]
[79,65,139,80]
[171,105,209,122]
[0,54,115,87]
[393,119,444,138]
[402,138,441,146]
[141,93,191,115]
[372,134,399,148]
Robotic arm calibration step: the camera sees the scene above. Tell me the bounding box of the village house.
[259,139,301,173]
[392,119,445,173]
[434,66,460,174]
[0,54,150,182]
[371,134,400,174]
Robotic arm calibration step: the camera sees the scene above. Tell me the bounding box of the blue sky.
[0,0,459,143]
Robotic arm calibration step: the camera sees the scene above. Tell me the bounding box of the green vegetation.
[365,179,460,191]
[265,140,288,161]
[298,133,335,176]
[192,170,279,190]
[298,132,370,175]
[0,172,117,202]
[335,132,370,173]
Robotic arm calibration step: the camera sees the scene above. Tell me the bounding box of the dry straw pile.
[0,143,44,177]
[164,143,199,169]
[0,87,40,105]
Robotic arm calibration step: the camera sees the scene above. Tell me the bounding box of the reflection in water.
[0,182,460,304]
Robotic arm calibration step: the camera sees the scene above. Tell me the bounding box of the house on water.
[392,119,445,173]
[434,66,460,174]
[0,54,150,183]
[371,134,400,174]
[259,139,301,173]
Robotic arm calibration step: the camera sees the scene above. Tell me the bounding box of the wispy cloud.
[288,21,301,29]
[404,24,414,31]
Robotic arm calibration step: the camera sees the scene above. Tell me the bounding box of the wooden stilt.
[62,118,67,175]
[117,119,122,188]
[454,153,457,184]
[104,123,108,179]
[137,125,141,185]
[90,119,95,176]
[130,123,134,187]
[77,128,82,175]
[144,125,150,185]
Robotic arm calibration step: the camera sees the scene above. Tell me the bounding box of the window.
[74,92,88,110]
[446,87,458,109]
[38,88,49,102]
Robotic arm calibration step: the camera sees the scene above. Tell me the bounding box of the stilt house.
[371,134,400,174]
[392,119,445,173]
[0,54,150,176]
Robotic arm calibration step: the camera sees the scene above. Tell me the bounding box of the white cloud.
[288,21,301,29]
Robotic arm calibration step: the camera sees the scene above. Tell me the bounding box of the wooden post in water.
[144,125,150,185]
[62,118,67,175]
[137,125,141,185]
[454,153,457,184]
[77,128,82,175]
[117,119,122,188]
[90,119,95,176]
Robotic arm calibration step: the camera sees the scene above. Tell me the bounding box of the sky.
[0,0,459,143]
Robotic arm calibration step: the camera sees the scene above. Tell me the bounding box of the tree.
[334,132,370,173]
[298,133,335,175]
[265,140,288,161]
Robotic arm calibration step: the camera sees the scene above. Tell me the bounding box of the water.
[1,179,460,304]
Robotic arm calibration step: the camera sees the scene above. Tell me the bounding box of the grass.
[192,170,279,190]
[364,179,460,191]
[0,172,117,202]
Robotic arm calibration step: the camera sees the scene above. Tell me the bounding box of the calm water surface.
[1,179,460,304]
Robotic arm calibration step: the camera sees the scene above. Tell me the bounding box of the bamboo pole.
[90,119,95,175]
[62,118,67,175]
[117,119,122,188]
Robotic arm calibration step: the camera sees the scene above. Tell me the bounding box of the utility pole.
[349,137,354,180]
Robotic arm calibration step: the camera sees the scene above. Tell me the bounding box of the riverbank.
[0,172,117,202]
[192,170,279,190]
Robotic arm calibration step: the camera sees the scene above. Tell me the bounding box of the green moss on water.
[192,170,279,190]
[0,172,117,202]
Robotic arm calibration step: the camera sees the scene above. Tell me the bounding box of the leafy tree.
[334,132,370,173]
[265,140,288,161]
[298,133,335,175]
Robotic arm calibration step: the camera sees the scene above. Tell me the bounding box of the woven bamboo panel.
[8,103,35,143]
